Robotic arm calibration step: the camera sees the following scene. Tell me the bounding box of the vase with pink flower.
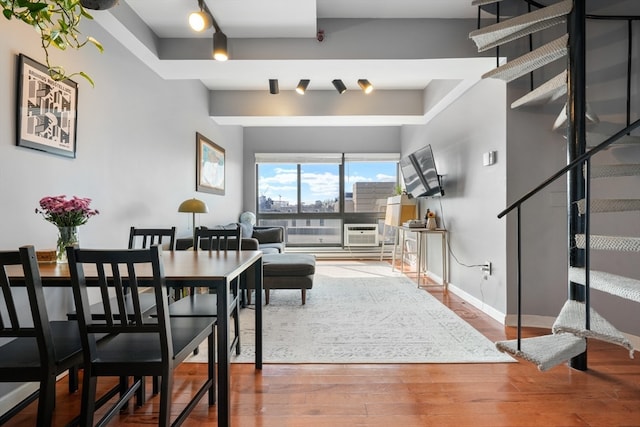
[36,195,99,263]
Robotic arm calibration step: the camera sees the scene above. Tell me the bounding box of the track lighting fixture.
[296,79,310,95]
[189,0,212,32]
[332,79,347,94]
[213,31,228,61]
[358,79,373,94]
[268,79,372,94]
[269,79,279,95]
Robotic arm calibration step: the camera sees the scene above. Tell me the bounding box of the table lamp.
[178,198,209,249]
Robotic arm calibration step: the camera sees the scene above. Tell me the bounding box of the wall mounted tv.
[399,144,444,198]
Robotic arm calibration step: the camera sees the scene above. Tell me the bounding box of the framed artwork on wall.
[16,54,78,158]
[196,132,225,195]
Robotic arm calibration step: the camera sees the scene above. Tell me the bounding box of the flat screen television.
[400,145,444,198]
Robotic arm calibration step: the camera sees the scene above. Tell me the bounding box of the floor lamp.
[178,198,209,249]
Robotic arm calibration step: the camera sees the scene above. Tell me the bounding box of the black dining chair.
[128,226,176,251]
[167,225,242,356]
[66,244,215,427]
[66,226,176,322]
[0,245,84,426]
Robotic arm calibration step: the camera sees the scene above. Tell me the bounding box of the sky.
[258,162,397,205]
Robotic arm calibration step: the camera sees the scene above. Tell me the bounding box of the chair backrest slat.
[0,246,55,366]
[0,255,22,331]
[67,246,171,360]
[195,225,241,252]
[128,227,176,251]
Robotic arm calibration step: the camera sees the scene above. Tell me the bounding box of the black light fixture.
[358,79,373,94]
[269,79,279,95]
[188,0,212,32]
[212,31,228,61]
[332,79,347,94]
[296,79,310,95]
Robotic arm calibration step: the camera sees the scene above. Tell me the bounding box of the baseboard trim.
[0,383,38,420]
[446,280,507,324]
[450,286,640,351]
[0,371,69,419]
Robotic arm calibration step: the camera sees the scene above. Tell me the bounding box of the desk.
[397,226,448,290]
[9,250,262,427]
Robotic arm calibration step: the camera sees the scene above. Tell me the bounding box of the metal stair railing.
[497,118,640,350]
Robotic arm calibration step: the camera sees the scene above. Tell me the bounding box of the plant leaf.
[79,71,94,87]
[86,36,103,53]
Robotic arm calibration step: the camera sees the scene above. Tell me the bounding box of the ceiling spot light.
[269,79,279,95]
[296,79,310,95]
[358,79,373,94]
[332,79,347,94]
[189,0,212,32]
[213,31,228,61]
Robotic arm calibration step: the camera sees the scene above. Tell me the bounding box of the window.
[300,164,340,213]
[344,159,398,213]
[257,163,297,213]
[256,153,400,247]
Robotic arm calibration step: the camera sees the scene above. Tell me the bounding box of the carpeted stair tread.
[587,132,640,148]
[575,198,640,215]
[496,334,586,371]
[472,0,558,18]
[470,0,572,52]
[552,300,634,357]
[511,70,566,108]
[569,267,640,304]
[553,102,600,131]
[589,164,640,179]
[471,0,502,6]
[483,34,568,82]
[583,121,640,147]
[575,234,640,252]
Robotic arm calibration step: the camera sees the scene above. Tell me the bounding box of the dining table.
[8,249,263,427]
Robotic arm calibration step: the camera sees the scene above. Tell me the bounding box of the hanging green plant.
[1,0,105,86]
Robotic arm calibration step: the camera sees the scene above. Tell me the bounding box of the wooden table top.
[8,250,263,284]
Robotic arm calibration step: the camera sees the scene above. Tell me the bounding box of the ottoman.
[248,253,316,305]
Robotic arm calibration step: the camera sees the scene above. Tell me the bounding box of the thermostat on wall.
[483,150,497,166]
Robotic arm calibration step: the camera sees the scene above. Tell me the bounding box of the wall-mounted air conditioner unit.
[344,224,379,247]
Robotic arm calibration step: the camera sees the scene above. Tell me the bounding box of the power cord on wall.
[436,197,485,270]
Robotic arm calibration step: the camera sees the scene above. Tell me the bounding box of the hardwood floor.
[5,261,640,426]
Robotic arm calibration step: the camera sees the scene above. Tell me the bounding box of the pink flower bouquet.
[36,195,99,227]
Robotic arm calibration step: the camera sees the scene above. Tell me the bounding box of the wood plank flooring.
[5,261,640,426]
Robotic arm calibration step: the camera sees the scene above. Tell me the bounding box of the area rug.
[186,261,514,364]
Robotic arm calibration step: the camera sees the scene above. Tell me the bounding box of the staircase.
[470,0,640,371]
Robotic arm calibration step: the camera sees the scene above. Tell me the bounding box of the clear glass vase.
[56,226,79,264]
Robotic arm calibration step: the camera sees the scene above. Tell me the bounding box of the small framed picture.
[196,132,225,195]
[16,54,79,158]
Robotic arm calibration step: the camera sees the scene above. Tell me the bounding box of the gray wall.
[402,79,509,316]
[0,17,244,252]
[0,12,242,402]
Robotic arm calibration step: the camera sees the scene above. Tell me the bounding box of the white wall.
[402,79,508,316]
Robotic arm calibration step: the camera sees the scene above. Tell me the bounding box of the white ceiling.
[100,0,488,126]
[126,0,479,39]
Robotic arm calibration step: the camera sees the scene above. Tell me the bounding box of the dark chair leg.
[135,376,146,406]
[159,370,173,426]
[80,374,98,427]
[36,376,56,427]
[68,366,79,393]
[208,328,216,405]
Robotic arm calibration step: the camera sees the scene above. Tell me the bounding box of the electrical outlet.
[482,261,492,276]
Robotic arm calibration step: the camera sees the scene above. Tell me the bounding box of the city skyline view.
[258,162,397,206]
